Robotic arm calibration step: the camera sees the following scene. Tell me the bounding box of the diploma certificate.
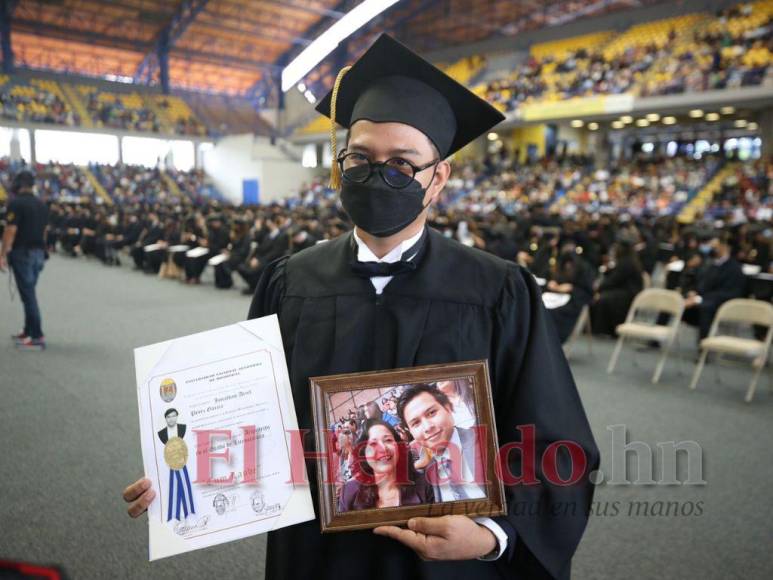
[134,315,314,561]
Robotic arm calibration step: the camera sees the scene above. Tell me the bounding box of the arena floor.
[1,254,771,579]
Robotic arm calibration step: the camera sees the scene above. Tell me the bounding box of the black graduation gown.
[590,258,643,337]
[548,258,595,344]
[248,229,599,580]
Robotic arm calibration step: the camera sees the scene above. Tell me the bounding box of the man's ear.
[427,160,451,204]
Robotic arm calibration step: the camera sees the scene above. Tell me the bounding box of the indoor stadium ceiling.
[7,0,651,97]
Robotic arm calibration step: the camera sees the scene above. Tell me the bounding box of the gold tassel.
[329,65,352,189]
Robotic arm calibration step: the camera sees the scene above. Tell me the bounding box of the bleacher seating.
[601,14,708,60]
[89,162,220,205]
[0,75,212,136]
[479,2,773,111]
[297,114,330,135]
[78,86,161,133]
[441,55,486,85]
[151,95,207,136]
[531,31,614,61]
[290,1,772,129]
[0,156,221,206]
[0,77,77,126]
[0,158,95,202]
[184,93,271,137]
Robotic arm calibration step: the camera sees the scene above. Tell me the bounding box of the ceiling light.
[571,119,584,128]
[611,121,624,129]
[662,116,677,124]
[705,112,720,121]
[282,0,400,91]
[487,132,499,141]
[734,119,747,127]
[635,119,650,127]
[720,106,735,115]
[646,113,660,122]
[747,122,758,131]
[587,122,599,130]
[620,115,633,124]
[689,109,704,118]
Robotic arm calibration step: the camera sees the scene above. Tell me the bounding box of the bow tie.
[349,229,428,279]
[350,259,417,278]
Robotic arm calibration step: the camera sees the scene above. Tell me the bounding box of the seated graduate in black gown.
[184,213,229,284]
[338,419,434,512]
[682,231,746,340]
[236,215,290,293]
[213,218,251,289]
[591,239,644,337]
[546,239,596,343]
[130,211,163,272]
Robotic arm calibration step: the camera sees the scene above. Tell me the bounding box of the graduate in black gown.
[249,35,598,580]
[125,33,599,580]
[590,240,644,337]
[546,240,596,343]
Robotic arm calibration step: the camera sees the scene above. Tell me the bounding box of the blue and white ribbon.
[167,465,196,521]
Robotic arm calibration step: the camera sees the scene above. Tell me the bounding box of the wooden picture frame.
[309,359,506,533]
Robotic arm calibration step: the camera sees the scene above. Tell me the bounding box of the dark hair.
[365,401,381,418]
[352,419,417,508]
[11,170,35,193]
[164,408,178,418]
[613,240,642,272]
[397,383,452,426]
[710,230,731,246]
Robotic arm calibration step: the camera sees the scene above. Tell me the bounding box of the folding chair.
[688,299,773,402]
[607,289,685,384]
[564,304,592,358]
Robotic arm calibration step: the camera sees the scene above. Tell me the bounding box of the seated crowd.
[0,153,770,347]
[84,91,161,133]
[0,78,209,136]
[484,3,773,112]
[0,83,78,126]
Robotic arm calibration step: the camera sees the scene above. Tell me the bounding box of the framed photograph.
[309,359,506,533]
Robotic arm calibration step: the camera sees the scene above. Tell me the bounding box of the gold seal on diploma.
[164,436,188,470]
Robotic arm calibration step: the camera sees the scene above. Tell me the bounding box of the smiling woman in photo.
[338,419,434,512]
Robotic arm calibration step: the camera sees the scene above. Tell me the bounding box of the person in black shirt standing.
[0,170,49,351]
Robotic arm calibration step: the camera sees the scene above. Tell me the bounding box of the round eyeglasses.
[337,151,439,189]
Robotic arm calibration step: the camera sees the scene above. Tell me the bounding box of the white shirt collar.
[352,227,424,264]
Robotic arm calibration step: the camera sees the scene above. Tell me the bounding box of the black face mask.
[340,174,431,238]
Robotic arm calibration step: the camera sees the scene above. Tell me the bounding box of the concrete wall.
[201,134,319,205]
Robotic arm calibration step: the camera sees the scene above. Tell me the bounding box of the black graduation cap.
[316,33,504,186]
